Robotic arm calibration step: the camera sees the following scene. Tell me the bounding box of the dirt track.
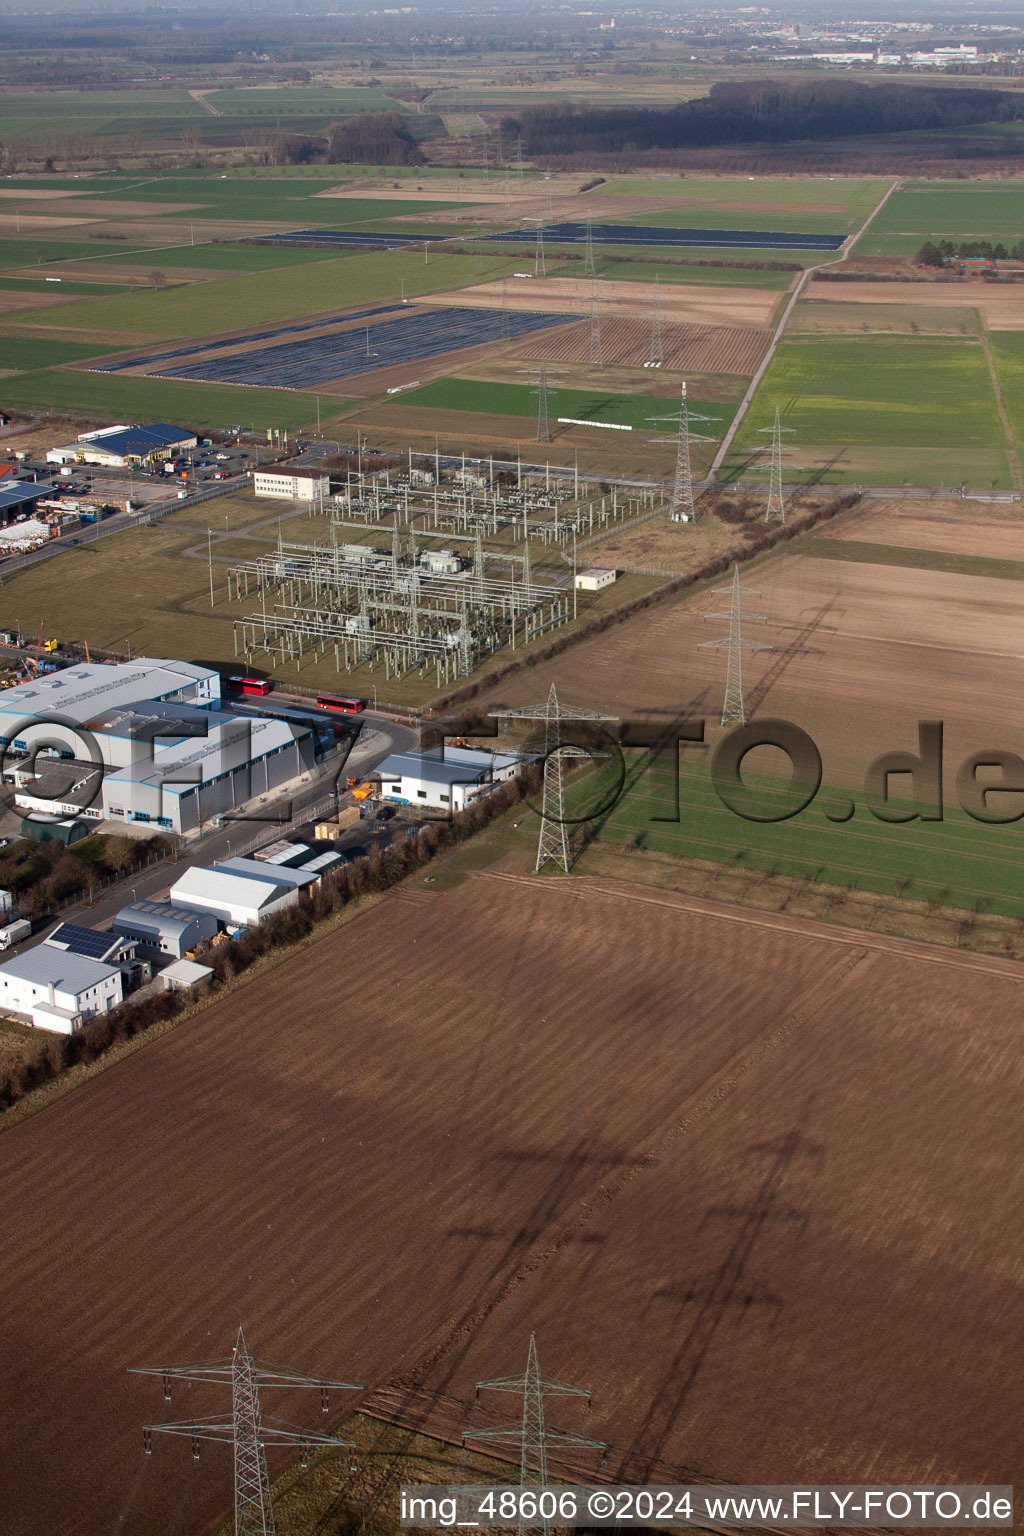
[2,871,1022,1535]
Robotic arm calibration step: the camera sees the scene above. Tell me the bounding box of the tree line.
[916,238,1024,266]
[502,79,1024,160]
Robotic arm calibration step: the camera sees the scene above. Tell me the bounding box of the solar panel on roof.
[46,922,118,959]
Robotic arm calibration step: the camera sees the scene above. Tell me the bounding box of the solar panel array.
[47,922,117,960]
[481,221,845,251]
[147,306,579,390]
[96,303,408,375]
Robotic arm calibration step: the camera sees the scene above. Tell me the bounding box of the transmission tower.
[494,686,617,873]
[465,1334,604,1535]
[588,280,603,369]
[536,363,550,442]
[648,382,719,524]
[523,217,546,278]
[759,407,796,524]
[501,278,511,341]
[133,1327,361,1536]
[647,274,664,368]
[512,138,526,179]
[699,565,771,726]
[583,214,596,278]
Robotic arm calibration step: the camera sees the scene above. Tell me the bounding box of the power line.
[759,407,796,524]
[589,279,603,369]
[494,686,617,873]
[648,382,719,524]
[465,1334,604,1536]
[699,564,771,726]
[583,214,596,278]
[133,1327,361,1536]
[647,273,664,369]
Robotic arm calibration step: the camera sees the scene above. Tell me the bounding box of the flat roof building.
[253,467,329,502]
[0,944,123,1033]
[2,659,319,836]
[374,744,523,813]
[0,481,50,526]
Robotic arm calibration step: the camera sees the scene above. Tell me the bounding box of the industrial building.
[0,945,124,1033]
[253,466,330,502]
[374,744,523,812]
[574,567,617,592]
[46,423,197,469]
[111,900,219,961]
[169,864,304,927]
[0,481,50,526]
[43,921,136,971]
[1,657,320,836]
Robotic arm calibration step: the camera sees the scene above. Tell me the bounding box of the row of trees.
[0,834,170,920]
[504,79,1024,160]
[916,238,1024,266]
[0,768,542,1113]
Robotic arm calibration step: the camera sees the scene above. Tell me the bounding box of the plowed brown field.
[480,544,1024,788]
[513,318,770,374]
[2,873,1022,1535]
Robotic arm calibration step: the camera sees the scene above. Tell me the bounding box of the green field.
[988,332,1024,426]
[594,259,795,289]
[574,754,1024,917]
[0,337,120,369]
[27,249,517,340]
[0,276,115,296]
[394,377,737,431]
[0,238,153,273]
[604,174,887,218]
[0,369,335,430]
[855,180,1024,256]
[729,335,1009,486]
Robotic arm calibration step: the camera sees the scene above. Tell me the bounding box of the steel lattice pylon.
[495,685,617,874]
[132,1328,361,1536]
[464,1334,604,1536]
[648,273,664,368]
[759,407,796,524]
[647,382,719,524]
[589,280,603,368]
[583,214,596,277]
[699,565,771,726]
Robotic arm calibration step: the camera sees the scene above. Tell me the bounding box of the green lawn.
[855,180,1024,256]
[728,335,1008,485]
[33,250,518,340]
[0,369,337,430]
[395,377,736,431]
[573,755,1024,917]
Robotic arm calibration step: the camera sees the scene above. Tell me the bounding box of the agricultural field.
[854,178,1024,257]
[594,259,796,290]
[2,868,1023,1535]
[479,513,1024,827]
[727,335,1010,488]
[21,250,519,339]
[389,377,732,432]
[0,369,333,430]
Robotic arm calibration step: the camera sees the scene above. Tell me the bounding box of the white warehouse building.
[169,865,305,927]
[253,467,330,502]
[0,947,123,1033]
[0,658,320,836]
[374,744,524,813]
